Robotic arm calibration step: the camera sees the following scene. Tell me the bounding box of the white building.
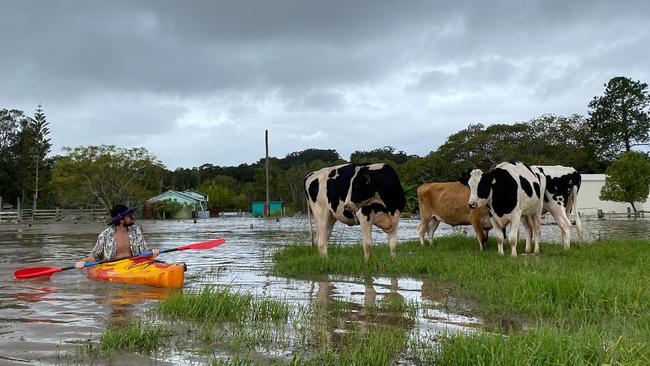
[577,174,650,216]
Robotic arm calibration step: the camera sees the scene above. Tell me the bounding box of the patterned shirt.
[91,225,150,261]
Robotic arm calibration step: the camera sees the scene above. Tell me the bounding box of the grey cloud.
[0,1,649,168]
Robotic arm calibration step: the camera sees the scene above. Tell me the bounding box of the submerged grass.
[375,295,419,320]
[157,285,289,324]
[84,321,169,358]
[274,236,650,363]
[301,325,409,366]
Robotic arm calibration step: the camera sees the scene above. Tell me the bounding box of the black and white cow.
[533,165,585,248]
[304,163,406,261]
[468,161,546,257]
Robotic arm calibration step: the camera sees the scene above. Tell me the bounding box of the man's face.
[121,213,135,227]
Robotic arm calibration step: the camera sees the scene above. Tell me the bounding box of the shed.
[577,174,650,216]
[145,190,209,219]
[251,201,282,217]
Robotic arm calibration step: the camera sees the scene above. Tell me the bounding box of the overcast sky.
[1,1,649,169]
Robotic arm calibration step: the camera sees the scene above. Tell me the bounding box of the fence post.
[17,198,21,223]
[56,207,60,221]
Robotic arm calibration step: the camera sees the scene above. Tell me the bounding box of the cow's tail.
[306,195,315,247]
[572,184,585,240]
[416,189,430,245]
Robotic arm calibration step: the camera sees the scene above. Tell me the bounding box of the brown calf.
[417,181,491,250]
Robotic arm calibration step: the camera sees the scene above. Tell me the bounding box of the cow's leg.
[492,218,505,256]
[418,216,431,245]
[471,218,486,250]
[533,214,542,255]
[387,214,400,258]
[508,212,522,258]
[316,213,336,258]
[552,210,572,250]
[482,228,490,250]
[522,215,533,254]
[568,186,586,240]
[359,214,374,262]
[481,217,492,250]
[427,218,440,246]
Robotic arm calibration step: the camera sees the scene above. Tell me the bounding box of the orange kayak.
[86,257,186,288]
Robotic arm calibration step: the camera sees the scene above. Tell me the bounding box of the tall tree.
[11,106,52,209]
[29,105,52,210]
[0,109,29,205]
[588,77,650,161]
[51,145,165,212]
[197,176,247,211]
[0,109,23,151]
[600,151,650,217]
[279,148,341,169]
[350,146,410,164]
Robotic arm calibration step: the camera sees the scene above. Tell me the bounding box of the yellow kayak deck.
[86,257,186,288]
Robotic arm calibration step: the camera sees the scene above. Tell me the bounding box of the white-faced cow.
[468,161,546,257]
[417,181,492,250]
[533,165,585,248]
[304,163,406,262]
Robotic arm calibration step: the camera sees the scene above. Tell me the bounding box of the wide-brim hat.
[109,205,136,225]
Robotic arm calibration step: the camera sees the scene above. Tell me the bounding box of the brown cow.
[417,181,491,250]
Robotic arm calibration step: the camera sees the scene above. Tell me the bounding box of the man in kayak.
[75,204,160,268]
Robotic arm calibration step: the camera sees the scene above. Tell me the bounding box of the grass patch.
[375,295,419,320]
[157,285,289,324]
[433,324,650,365]
[85,321,169,358]
[273,236,650,363]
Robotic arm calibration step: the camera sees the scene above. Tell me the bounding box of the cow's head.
[343,169,376,211]
[458,168,472,186]
[468,169,492,209]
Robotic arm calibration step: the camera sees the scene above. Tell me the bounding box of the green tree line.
[1,76,648,214]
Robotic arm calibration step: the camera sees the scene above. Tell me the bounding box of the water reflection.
[95,285,179,326]
[306,274,481,352]
[309,276,415,349]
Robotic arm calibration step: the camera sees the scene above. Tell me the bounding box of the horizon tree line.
[0,76,648,214]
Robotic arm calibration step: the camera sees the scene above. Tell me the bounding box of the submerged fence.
[0,208,108,223]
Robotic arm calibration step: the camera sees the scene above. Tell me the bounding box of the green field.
[273,236,650,365]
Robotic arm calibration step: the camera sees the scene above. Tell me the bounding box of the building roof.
[581,174,606,181]
[182,189,208,201]
[146,190,207,204]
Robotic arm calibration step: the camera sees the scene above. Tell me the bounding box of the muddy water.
[0,216,648,364]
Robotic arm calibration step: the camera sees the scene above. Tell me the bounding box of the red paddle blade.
[14,267,63,279]
[178,238,226,251]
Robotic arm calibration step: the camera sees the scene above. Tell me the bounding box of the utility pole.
[265,130,270,217]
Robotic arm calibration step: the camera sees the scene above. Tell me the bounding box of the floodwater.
[0,215,648,364]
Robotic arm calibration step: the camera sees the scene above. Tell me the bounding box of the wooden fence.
[0,208,108,223]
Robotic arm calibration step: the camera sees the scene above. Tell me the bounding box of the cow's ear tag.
[491,178,496,185]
